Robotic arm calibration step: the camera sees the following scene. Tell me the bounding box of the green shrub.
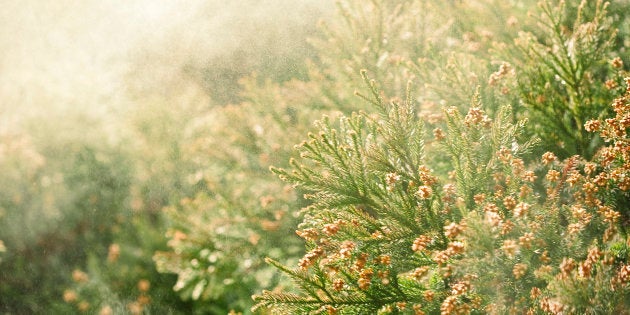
[248,0,630,314]
[0,123,133,313]
[8,0,626,313]
[501,0,626,159]
[151,77,321,313]
[253,64,630,315]
[58,77,211,314]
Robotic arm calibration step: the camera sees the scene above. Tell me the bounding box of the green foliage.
[256,73,630,315]
[442,97,538,208]
[273,73,432,235]
[253,71,536,313]
[148,79,315,313]
[503,0,626,158]
[4,0,630,314]
[252,1,630,314]
[0,127,133,313]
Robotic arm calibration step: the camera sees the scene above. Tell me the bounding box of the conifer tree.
[253,71,538,314]
[154,0,630,313]
[501,0,624,159]
[253,1,630,314]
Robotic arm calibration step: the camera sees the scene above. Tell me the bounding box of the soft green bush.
[0,2,332,313]
[0,119,134,313]
[59,75,213,314]
[151,77,325,313]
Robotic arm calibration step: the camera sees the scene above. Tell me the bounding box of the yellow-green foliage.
[254,60,630,315]
[3,0,630,314]
[0,1,330,314]
[251,0,630,314]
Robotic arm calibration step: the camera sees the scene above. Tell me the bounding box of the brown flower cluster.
[488,62,513,86]
[464,107,491,127]
[440,296,464,315]
[444,221,467,239]
[412,235,431,252]
[298,246,325,270]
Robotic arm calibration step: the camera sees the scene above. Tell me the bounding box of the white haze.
[0,0,333,134]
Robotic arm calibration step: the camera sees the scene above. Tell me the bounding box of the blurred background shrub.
[0,0,331,313]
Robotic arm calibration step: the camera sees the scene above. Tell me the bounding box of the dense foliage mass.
[1,0,629,314]
[250,1,630,314]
